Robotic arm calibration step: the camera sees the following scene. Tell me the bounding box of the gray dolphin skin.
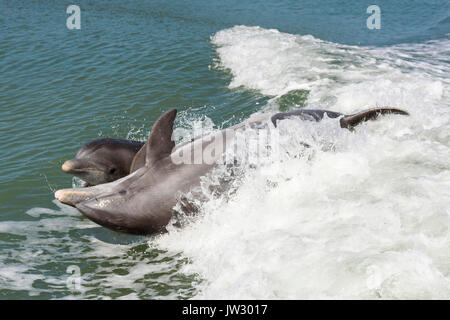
[269,107,409,129]
[62,138,144,186]
[55,107,408,235]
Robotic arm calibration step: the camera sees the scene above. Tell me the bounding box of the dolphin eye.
[109,168,116,174]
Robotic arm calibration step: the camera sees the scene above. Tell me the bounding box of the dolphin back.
[340,107,409,129]
[270,107,408,129]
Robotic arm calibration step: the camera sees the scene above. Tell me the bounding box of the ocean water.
[0,0,449,299]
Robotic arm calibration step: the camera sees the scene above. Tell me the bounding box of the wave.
[155,26,450,299]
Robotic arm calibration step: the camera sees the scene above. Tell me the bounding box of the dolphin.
[55,107,408,235]
[61,138,144,186]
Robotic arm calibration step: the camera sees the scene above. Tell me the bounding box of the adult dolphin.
[62,138,144,186]
[55,107,408,235]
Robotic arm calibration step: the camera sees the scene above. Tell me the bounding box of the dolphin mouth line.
[65,167,102,172]
[61,163,104,174]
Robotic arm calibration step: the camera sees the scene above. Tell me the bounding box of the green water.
[1,0,274,299]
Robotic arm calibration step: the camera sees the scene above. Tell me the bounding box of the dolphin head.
[55,176,161,235]
[61,158,121,186]
[56,110,179,235]
[62,138,143,186]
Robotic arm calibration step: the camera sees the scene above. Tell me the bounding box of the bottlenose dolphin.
[62,138,144,186]
[55,107,408,235]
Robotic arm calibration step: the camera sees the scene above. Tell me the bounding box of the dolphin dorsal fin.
[128,109,178,173]
[129,144,146,173]
[145,109,177,168]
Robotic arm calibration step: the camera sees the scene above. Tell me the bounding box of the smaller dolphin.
[61,138,144,186]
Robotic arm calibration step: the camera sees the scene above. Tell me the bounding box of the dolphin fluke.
[340,107,409,129]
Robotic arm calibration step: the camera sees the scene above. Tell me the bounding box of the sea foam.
[155,26,450,299]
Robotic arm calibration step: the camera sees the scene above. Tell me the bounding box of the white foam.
[211,26,449,115]
[155,26,450,299]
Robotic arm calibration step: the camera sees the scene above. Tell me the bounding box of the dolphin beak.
[62,159,79,173]
[55,188,97,207]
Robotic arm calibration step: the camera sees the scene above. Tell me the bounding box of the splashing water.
[155,26,450,299]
